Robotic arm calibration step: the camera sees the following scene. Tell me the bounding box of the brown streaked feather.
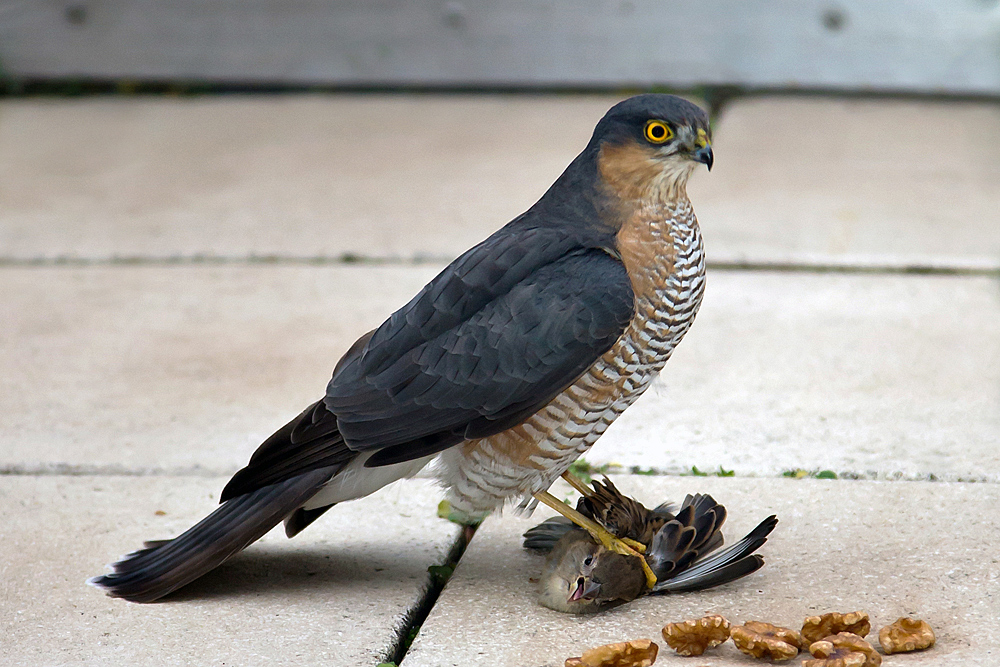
[647,494,728,581]
[577,478,668,544]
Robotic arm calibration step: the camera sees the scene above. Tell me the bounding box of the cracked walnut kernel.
[742,620,802,650]
[801,641,867,667]
[879,617,935,654]
[661,615,731,656]
[808,633,881,667]
[801,611,871,643]
[731,623,799,661]
[566,639,658,667]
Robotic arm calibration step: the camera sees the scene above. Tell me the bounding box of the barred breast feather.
[440,199,706,517]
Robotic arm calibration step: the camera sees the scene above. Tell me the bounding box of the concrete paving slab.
[2,95,997,268]
[4,267,997,481]
[589,270,1000,481]
[402,475,1000,667]
[690,97,1000,270]
[0,94,625,261]
[0,264,438,473]
[0,475,459,667]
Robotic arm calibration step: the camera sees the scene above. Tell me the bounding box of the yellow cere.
[696,128,710,148]
[644,120,673,144]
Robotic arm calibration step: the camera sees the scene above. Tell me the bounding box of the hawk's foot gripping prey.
[89,94,714,602]
[532,489,657,590]
[560,470,649,553]
[525,482,779,613]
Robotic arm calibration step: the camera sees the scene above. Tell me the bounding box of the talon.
[622,537,646,554]
[594,532,656,589]
[639,557,657,589]
[534,490,658,590]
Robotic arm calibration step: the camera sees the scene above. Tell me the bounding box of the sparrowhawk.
[90,94,715,602]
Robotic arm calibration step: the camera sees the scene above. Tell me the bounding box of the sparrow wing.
[652,515,778,593]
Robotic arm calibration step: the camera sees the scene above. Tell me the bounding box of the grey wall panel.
[2,1,999,93]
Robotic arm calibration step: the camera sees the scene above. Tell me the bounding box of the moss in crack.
[380,519,478,666]
[783,468,838,479]
[567,458,615,484]
[681,465,735,477]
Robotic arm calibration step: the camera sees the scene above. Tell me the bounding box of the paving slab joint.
[3,254,996,275]
[568,460,1000,485]
[0,462,232,477]
[383,522,478,666]
[0,253,455,268]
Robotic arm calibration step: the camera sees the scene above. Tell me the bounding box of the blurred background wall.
[2,0,999,95]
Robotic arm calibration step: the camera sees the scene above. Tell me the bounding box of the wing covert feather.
[326,241,634,466]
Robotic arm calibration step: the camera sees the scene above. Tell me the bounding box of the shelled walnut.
[731,622,799,660]
[565,639,658,667]
[879,618,935,654]
[801,641,867,667]
[743,621,802,650]
[806,633,881,667]
[801,611,871,643]
[661,615,731,656]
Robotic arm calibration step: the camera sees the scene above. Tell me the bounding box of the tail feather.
[88,468,334,602]
[284,503,335,538]
[655,555,765,593]
[652,515,777,594]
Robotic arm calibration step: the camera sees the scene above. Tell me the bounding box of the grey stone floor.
[1,94,997,666]
[405,476,999,667]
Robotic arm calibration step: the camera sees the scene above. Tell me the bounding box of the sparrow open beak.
[570,577,602,601]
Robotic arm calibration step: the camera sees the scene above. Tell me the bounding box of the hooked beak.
[693,145,714,171]
[570,577,602,601]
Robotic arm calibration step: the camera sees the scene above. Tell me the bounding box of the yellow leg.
[534,491,657,590]
[619,536,648,553]
[560,470,594,497]
[560,471,646,554]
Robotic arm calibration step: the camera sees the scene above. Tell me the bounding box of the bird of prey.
[524,480,778,613]
[89,94,715,602]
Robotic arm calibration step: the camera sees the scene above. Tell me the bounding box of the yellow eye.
[644,120,673,144]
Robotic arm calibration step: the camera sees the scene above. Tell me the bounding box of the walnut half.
[801,640,867,667]
[661,615,731,656]
[806,633,881,667]
[743,621,803,650]
[801,611,871,644]
[879,617,935,654]
[731,622,799,661]
[565,639,659,667]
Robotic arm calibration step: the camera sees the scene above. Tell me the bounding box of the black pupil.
[651,124,665,139]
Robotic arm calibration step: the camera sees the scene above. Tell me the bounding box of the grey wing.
[327,239,634,467]
[220,400,354,501]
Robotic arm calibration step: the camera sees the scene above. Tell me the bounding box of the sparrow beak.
[570,577,602,601]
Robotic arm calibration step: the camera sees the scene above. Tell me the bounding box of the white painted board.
[2,1,999,93]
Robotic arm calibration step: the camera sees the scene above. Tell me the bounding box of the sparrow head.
[537,531,646,614]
